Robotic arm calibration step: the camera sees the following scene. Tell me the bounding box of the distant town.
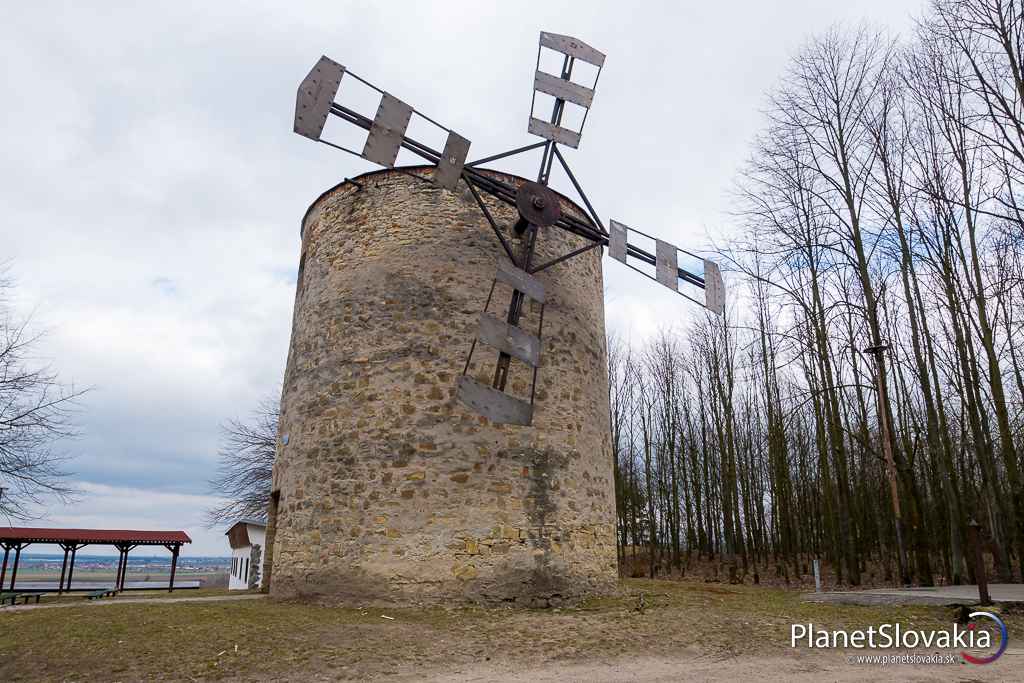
[15,553,229,575]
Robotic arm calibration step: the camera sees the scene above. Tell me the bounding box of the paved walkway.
[804,583,1024,606]
[0,592,265,613]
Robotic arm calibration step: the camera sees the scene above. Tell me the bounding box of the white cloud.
[1,1,923,548]
[41,481,228,556]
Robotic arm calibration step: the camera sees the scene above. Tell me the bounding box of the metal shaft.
[492,225,538,390]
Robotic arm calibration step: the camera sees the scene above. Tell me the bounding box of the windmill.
[293,31,724,427]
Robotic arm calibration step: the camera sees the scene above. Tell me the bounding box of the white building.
[225,520,267,590]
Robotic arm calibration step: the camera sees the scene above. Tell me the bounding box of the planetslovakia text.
[791,623,991,650]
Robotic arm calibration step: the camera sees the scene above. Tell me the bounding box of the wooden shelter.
[0,527,191,593]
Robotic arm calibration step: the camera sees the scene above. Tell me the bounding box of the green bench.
[1,592,46,606]
[86,589,118,600]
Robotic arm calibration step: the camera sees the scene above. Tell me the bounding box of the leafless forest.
[610,1,1024,588]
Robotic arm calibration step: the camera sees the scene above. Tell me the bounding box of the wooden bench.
[1,592,45,606]
[86,589,118,600]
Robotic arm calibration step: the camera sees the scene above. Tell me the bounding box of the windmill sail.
[528,32,606,149]
[608,220,725,316]
[292,57,471,190]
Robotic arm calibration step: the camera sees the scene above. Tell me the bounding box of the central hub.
[515,181,561,228]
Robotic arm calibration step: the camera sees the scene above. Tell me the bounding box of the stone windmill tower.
[263,33,724,606]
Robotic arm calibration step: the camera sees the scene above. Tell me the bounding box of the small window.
[244,558,250,583]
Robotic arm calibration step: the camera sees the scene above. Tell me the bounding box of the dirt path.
[408,650,1023,682]
[0,592,264,613]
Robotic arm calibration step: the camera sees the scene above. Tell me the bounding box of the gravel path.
[803,583,1024,607]
[409,650,1023,682]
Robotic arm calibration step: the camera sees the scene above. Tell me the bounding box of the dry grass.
[0,579,1015,681]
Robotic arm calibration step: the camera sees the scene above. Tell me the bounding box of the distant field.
[6,555,230,588]
[15,568,225,581]
[5,587,238,606]
[8,568,228,591]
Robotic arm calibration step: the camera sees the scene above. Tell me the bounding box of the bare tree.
[205,397,279,525]
[608,4,1024,589]
[0,270,85,520]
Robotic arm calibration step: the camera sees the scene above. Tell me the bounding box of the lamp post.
[966,518,991,606]
[864,343,911,587]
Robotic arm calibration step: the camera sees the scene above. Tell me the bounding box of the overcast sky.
[1,1,924,556]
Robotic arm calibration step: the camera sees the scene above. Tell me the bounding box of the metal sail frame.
[292,32,726,425]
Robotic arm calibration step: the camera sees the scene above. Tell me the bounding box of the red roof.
[0,527,191,545]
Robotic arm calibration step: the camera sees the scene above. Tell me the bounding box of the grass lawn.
[0,579,1016,681]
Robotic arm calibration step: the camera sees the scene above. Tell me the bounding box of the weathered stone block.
[452,563,478,580]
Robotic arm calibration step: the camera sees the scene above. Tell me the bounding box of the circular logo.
[961,611,1008,665]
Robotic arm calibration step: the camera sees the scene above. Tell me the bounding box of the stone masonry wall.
[266,167,617,606]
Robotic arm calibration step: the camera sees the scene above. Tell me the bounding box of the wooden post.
[813,558,822,593]
[121,547,128,590]
[58,544,70,595]
[967,519,991,606]
[10,543,24,590]
[66,544,79,591]
[121,545,135,590]
[167,543,179,593]
[114,546,125,591]
[0,544,9,590]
